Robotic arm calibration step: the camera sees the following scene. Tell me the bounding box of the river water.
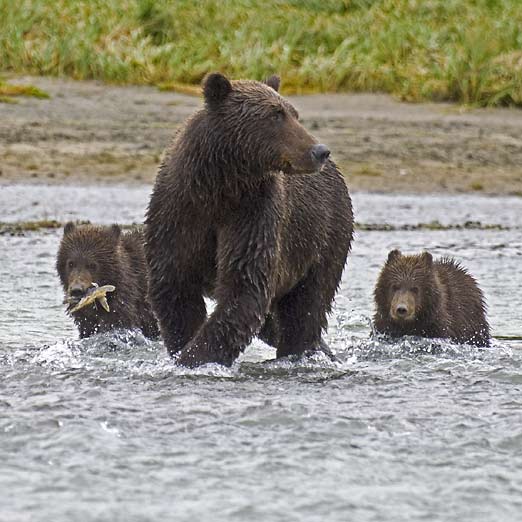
[1,184,521,521]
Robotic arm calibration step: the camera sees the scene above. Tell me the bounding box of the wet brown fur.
[57,223,159,339]
[374,250,490,347]
[145,73,354,367]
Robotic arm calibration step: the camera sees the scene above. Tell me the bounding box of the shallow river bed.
[1,184,521,521]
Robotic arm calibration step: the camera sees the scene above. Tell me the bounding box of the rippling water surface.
[1,184,521,521]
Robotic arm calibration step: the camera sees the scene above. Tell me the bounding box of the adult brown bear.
[145,73,353,367]
[373,249,490,347]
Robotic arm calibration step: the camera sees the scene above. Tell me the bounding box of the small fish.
[70,283,116,313]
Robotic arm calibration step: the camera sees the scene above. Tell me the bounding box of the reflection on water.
[1,185,521,522]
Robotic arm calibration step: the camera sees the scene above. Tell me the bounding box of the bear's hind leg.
[152,284,206,357]
[258,313,280,348]
[276,267,332,359]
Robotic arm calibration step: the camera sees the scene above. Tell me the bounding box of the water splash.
[334,334,513,363]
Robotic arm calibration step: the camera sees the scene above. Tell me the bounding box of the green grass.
[0,219,62,236]
[470,181,485,191]
[1,0,522,106]
[356,220,507,231]
[0,81,49,102]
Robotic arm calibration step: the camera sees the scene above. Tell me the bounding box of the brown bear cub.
[373,250,490,347]
[57,223,159,340]
[145,73,354,367]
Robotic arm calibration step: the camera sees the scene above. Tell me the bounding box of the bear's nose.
[396,305,408,316]
[311,144,330,164]
[69,284,86,298]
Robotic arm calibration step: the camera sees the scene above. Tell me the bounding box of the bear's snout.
[311,144,330,165]
[396,304,408,316]
[68,281,90,302]
[390,291,416,322]
[69,285,85,298]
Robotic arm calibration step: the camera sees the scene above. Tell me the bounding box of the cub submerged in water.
[373,249,490,347]
[56,223,159,339]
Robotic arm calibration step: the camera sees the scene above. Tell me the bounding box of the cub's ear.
[387,249,401,263]
[64,222,76,235]
[264,74,280,92]
[110,224,122,240]
[203,72,232,108]
[421,251,433,267]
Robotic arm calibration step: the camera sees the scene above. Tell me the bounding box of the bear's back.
[435,258,490,346]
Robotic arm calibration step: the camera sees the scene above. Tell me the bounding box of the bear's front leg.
[176,194,280,368]
[175,292,269,367]
[146,253,207,356]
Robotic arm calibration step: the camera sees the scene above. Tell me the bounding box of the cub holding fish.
[56,223,159,339]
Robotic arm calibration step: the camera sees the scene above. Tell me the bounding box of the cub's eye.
[67,261,74,269]
[411,287,419,294]
[87,262,97,271]
[391,284,400,291]
[271,110,285,122]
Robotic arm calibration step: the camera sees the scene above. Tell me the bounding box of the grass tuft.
[157,81,201,96]
[470,182,485,191]
[0,81,49,102]
[0,95,18,104]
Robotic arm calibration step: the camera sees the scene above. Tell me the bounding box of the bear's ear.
[264,75,280,92]
[421,251,433,267]
[203,72,232,108]
[110,224,122,240]
[387,249,401,264]
[64,222,76,236]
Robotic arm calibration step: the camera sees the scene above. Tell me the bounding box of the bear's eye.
[67,260,74,269]
[411,287,419,294]
[271,109,285,122]
[87,262,97,271]
[391,284,400,291]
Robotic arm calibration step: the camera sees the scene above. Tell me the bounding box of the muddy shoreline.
[1,75,522,196]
